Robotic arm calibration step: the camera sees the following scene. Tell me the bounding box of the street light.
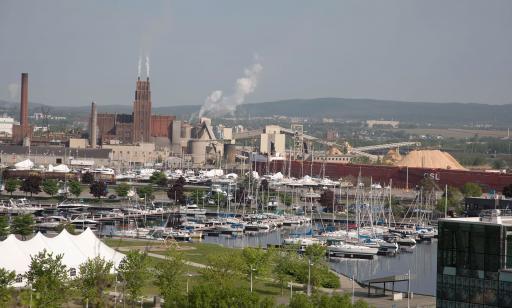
[250,266,256,293]
[186,273,192,294]
[307,258,313,296]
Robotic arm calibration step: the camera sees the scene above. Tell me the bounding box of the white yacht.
[179,204,207,216]
[327,242,379,259]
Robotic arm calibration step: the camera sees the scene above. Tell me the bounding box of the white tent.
[14,159,34,170]
[0,228,125,287]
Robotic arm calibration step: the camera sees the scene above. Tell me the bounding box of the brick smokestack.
[90,101,97,147]
[20,73,28,127]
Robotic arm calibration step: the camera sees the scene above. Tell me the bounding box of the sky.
[1,0,512,107]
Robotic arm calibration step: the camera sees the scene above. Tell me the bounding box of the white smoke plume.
[7,83,19,100]
[145,56,150,77]
[138,57,142,77]
[198,61,263,118]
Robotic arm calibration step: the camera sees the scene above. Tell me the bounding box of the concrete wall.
[69,138,88,149]
[260,130,285,155]
[103,143,169,167]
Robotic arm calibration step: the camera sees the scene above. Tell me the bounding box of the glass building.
[437,210,512,307]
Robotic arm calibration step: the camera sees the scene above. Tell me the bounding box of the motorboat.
[179,204,207,216]
[327,240,378,259]
[57,201,90,209]
[397,236,417,252]
[0,198,43,214]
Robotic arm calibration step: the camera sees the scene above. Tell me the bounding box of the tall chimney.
[90,101,97,147]
[20,73,28,127]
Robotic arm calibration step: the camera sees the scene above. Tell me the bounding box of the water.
[330,241,437,296]
[201,226,311,248]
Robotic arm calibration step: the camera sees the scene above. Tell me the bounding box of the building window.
[69,268,76,277]
[56,158,62,164]
[15,274,23,283]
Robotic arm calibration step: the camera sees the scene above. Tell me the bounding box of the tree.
[437,186,464,213]
[461,182,483,197]
[20,175,42,197]
[0,216,9,238]
[137,185,154,200]
[55,223,76,235]
[188,284,267,308]
[167,177,186,205]
[10,214,34,239]
[81,172,94,184]
[272,249,291,295]
[89,181,108,199]
[114,182,131,198]
[0,268,15,307]
[42,179,59,197]
[319,189,335,210]
[304,244,327,264]
[241,247,270,281]
[280,193,293,206]
[150,171,168,187]
[25,250,69,308]
[259,179,269,192]
[68,180,82,198]
[118,250,151,305]
[189,190,204,205]
[77,256,114,307]
[418,177,438,192]
[503,183,512,198]
[4,178,20,197]
[492,159,507,170]
[154,248,186,307]
[201,252,243,287]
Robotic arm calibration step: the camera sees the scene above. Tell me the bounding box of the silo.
[224,144,237,164]
[189,140,209,165]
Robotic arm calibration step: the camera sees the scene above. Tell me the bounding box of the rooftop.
[0,145,112,159]
[441,209,512,226]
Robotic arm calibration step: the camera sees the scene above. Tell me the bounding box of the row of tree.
[4,177,83,198]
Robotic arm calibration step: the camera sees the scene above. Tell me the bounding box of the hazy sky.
[1,0,511,107]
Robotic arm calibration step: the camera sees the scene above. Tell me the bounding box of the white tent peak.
[0,228,125,287]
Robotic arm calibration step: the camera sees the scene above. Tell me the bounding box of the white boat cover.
[52,164,70,173]
[204,169,224,177]
[225,173,238,179]
[14,159,34,170]
[0,228,125,287]
[270,172,284,180]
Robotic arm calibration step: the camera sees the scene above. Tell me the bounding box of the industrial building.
[170,117,232,165]
[103,143,170,169]
[91,75,175,146]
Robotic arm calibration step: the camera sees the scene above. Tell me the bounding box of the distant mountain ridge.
[1,97,511,126]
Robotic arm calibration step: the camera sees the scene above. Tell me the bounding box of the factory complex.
[0,71,511,191]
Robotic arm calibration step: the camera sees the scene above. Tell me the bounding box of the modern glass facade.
[437,219,512,307]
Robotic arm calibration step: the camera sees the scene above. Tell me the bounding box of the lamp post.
[307,258,313,296]
[250,266,256,293]
[186,273,192,294]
